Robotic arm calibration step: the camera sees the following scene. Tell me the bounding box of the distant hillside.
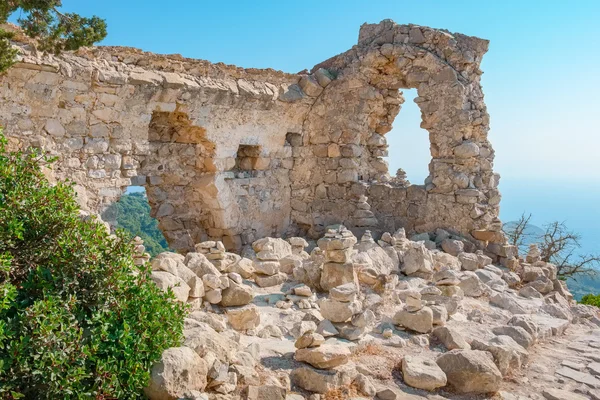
[102,192,170,256]
[503,221,544,247]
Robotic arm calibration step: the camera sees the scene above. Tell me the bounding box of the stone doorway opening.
[386,88,431,186]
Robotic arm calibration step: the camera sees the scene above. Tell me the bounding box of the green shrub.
[580,293,600,308]
[0,129,186,399]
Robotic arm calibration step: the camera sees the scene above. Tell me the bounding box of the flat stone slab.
[530,314,570,337]
[556,366,600,388]
[543,388,588,400]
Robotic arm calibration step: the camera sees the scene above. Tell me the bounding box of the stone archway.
[291,21,501,241]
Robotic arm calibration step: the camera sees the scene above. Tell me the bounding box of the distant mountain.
[502,221,544,247]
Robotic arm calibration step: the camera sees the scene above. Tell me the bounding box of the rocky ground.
[140,225,600,400]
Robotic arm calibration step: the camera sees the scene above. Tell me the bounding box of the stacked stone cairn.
[132,236,151,266]
[318,225,358,291]
[144,223,600,400]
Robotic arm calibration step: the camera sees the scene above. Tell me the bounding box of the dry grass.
[323,382,361,400]
[351,343,386,358]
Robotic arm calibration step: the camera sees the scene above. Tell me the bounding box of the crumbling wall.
[291,21,500,242]
[0,20,504,252]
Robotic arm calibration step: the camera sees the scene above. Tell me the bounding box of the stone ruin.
[3,19,600,400]
[0,20,502,254]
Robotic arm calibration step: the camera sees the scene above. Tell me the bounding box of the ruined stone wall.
[0,20,504,252]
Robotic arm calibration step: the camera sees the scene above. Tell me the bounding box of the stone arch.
[293,21,501,240]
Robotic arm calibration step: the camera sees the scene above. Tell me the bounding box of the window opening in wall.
[234,144,262,171]
[102,186,170,256]
[386,88,431,186]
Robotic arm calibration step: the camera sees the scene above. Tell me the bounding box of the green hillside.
[103,192,170,256]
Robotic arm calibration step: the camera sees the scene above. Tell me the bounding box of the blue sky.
[12,1,600,251]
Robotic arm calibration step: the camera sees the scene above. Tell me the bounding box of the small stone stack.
[252,238,291,287]
[319,283,364,340]
[317,225,358,291]
[394,168,410,187]
[195,241,226,270]
[526,243,541,263]
[289,237,310,257]
[353,196,378,227]
[393,291,434,334]
[433,269,464,298]
[132,236,151,266]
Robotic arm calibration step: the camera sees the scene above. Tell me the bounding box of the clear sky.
[12,1,600,251]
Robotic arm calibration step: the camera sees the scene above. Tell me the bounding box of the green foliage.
[0,1,107,73]
[580,293,600,308]
[0,128,186,399]
[103,192,171,257]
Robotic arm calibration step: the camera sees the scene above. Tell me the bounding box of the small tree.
[503,213,600,280]
[0,1,107,73]
[503,212,533,255]
[0,127,186,399]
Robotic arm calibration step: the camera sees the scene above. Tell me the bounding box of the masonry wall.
[0,20,504,252]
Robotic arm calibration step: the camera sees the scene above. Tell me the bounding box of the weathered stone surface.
[436,350,502,394]
[433,326,471,350]
[145,347,208,400]
[1,20,501,256]
[291,365,356,394]
[320,262,358,291]
[295,345,350,369]
[492,325,534,349]
[471,336,528,376]
[542,388,588,400]
[401,355,447,391]
[393,306,433,333]
[151,271,190,302]
[220,281,254,306]
[226,305,260,331]
[319,298,362,323]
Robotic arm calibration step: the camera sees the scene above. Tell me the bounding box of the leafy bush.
[580,293,600,308]
[103,192,171,257]
[0,129,186,399]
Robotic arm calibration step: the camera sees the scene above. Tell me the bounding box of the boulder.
[295,332,325,349]
[295,345,350,369]
[144,346,208,400]
[441,239,464,256]
[226,305,260,331]
[458,252,479,271]
[401,355,447,391]
[433,326,471,350]
[393,306,433,333]
[151,271,191,302]
[436,350,502,394]
[401,242,433,275]
[255,272,287,287]
[490,292,528,314]
[459,272,486,297]
[471,336,528,376]
[330,283,358,302]
[184,324,238,362]
[432,252,461,271]
[320,262,358,291]
[319,298,362,323]
[185,252,221,277]
[492,325,534,349]
[252,237,292,260]
[291,364,356,394]
[220,281,254,307]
